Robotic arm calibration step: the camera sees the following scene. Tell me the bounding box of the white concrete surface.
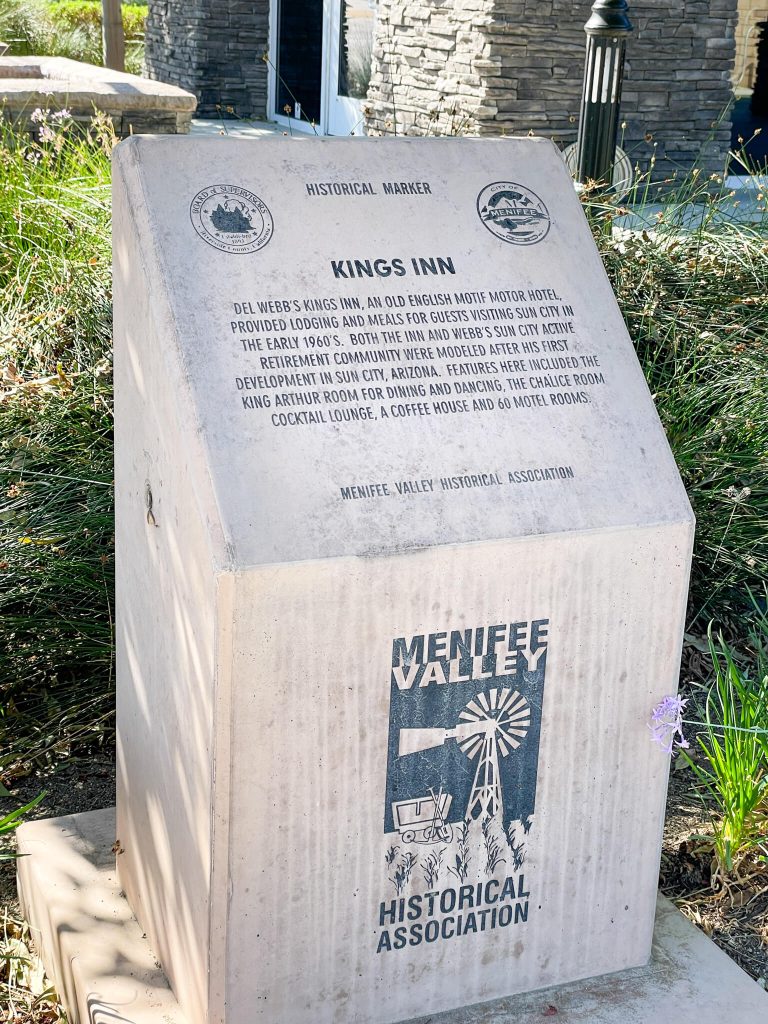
[191,117,284,138]
[115,136,692,567]
[17,807,768,1024]
[111,137,694,1024]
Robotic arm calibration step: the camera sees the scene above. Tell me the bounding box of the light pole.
[575,0,633,188]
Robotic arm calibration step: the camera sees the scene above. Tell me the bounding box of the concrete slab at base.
[18,807,768,1024]
[17,807,185,1024]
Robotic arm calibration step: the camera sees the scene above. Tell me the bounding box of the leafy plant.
[681,616,768,876]
[50,1,147,39]
[49,0,147,73]
[0,791,45,861]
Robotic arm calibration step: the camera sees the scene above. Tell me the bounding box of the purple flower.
[649,694,689,754]
[52,108,71,122]
[30,107,47,124]
[38,124,55,143]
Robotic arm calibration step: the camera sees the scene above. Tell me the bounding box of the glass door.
[271,0,377,135]
[273,0,324,132]
[325,0,377,136]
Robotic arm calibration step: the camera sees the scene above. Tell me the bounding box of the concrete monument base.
[17,807,768,1024]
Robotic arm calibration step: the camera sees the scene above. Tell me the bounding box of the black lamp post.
[575,0,633,187]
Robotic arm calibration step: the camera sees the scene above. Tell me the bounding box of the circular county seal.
[476,182,550,246]
[190,184,273,254]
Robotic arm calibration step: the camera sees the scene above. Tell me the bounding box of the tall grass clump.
[0,113,115,777]
[591,171,768,625]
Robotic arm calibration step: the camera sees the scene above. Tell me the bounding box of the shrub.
[0,0,89,61]
[0,791,45,860]
[49,1,147,41]
[0,0,147,75]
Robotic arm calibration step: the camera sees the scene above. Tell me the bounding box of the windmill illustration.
[397,688,531,825]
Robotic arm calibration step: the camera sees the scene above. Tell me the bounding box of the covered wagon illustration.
[391,788,453,845]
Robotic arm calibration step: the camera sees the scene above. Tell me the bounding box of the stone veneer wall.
[365,0,737,178]
[145,0,269,118]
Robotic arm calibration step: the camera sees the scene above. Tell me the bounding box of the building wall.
[734,0,768,89]
[145,0,270,118]
[365,0,738,178]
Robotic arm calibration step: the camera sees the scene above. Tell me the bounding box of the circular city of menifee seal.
[190,184,274,254]
[477,181,550,246]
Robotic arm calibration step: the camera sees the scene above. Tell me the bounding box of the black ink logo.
[190,184,274,254]
[375,622,547,953]
[384,629,546,851]
[477,182,550,246]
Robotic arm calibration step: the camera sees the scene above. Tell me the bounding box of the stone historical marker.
[113,136,694,1024]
